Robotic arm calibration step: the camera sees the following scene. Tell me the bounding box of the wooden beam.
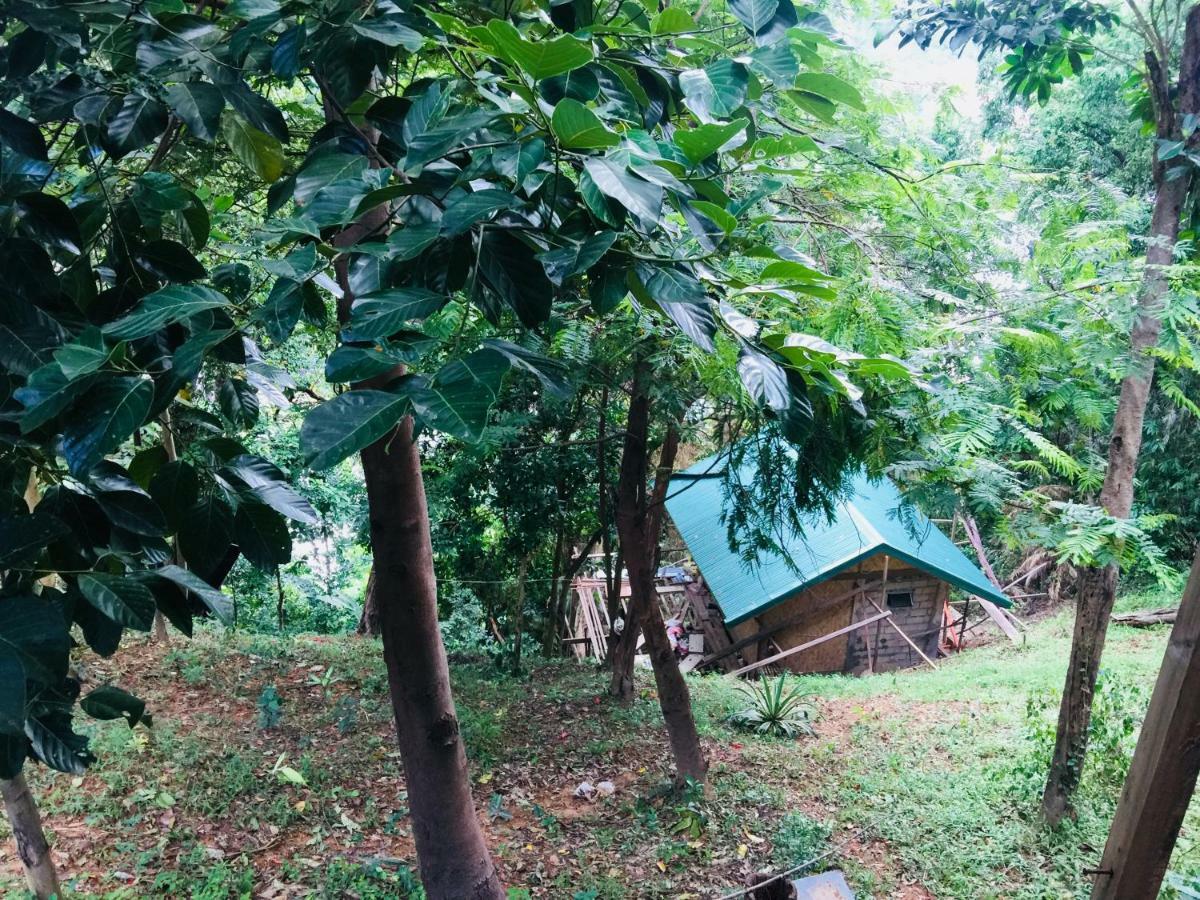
[959,513,1021,645]
[864,596,938,670]
[727,610,892,678]
[1090,549,1200,899]
[696,578,880,669]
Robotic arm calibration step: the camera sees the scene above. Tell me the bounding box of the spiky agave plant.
[728,675,816,738]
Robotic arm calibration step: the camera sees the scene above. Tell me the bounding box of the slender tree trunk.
[362,419,504,898]
[322,82,501,897]
[357,567,380,636]
[1,774,61,899]
[608,367,707,783]
[511,555,530,675]
[542,529,565,655]
[1042,13,1200,824]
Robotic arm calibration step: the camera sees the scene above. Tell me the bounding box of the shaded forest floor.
[3,584,1197,899]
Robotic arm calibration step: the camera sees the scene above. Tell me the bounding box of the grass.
[1,583,1194,897]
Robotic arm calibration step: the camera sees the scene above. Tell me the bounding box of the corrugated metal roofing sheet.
[664,453,1011,626]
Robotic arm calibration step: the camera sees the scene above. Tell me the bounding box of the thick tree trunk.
[1,774,61,899]
[321,81,500,897]
[1042,13,1200,824]
[362,419,504,898]
[608,368,707,783]
[357,567,380,636]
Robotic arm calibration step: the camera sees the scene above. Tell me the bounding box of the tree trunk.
[1,774,61,899]
[1042,12,1200,824]
[357,567,380,636]
[608,366,707,783]
[362,419,504,899]
[321,81,501,898]
[511,555,529,675]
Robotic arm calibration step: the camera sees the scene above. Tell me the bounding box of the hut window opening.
[886,590,914,609]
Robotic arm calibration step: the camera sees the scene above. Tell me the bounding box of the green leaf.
[103,285,229,340]
[222,113,285,182]
[441,189,520,236]
[538,231,618,285]
[234,501,291,571]
[0,597,69,687]
[353,16,423,50]
[482,339,570,399]
[674,119,748,165]
[728,0,779,38]
[0,513,69,566]
[639,266,717,352]
[476,231,555,328]
[149,460,199,534]
[61,376,154,476]
[77,573,156,631]
[737,346,790,411]
[0,108,48,160]
[651,7,696,34]
[689,200,737,233]
[485,20,593,81]
[14,365,95,433]
[256,278,304,346]
[301,390,409,470]
[105,93,167,157]
[324,345,403,383]
[761,259,828,283]
[294,152,369,206]
[582,157,663,228]
[134,239,206,282]
[551,100,619,150]
[178,494,234,581]
[95,491,166,537]
[219,378,259,428]
[792,73,865,110]
[223,454,317,524]
[679,60,749,122]
[80,686,147,728]
[154,564,233,623]
[405,350,510,442]
[164,82,224,142]
[346,289,449,340]
[26,713,93,774]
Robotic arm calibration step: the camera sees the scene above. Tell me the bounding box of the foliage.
[771,811,831,867]
[256,684,283,730]
[728,674,816,738]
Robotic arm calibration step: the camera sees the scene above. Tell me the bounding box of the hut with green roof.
[665,454,1012,675]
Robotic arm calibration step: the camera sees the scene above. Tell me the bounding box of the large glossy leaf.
[476,231,553,328]
[178,494,234,582]
[235,501,291,570]
[0,597,70,687]
[77,573,156,630]
[440,190,520,236]
[26,712,93,774]
[679,60,749,122]
[793,73,865,110]
[0,513,69,566]
[61,376,154,476]
[346,289,449,340]
[551,100,618,149]
[149,461,199,534]
[301,390,410,469]
[485,20,593,80]
[219,378,259,428]
[14,365,96,433]
[0,108,47,160]
[537,231,617,285]
[294,152,369,207]
[95,491,166,537]
[134,239,206,282]
[639,267,717,352]
[582,157,662,228]
[405,349,510,442]
[103,285,228,340]
[105,93,168,157]
[674,119,749,165]
[164,82,224,142]
[737,346,790,411]
[728,0,779,38]
[222,113,285,182]
[154,564,233,623]
[80,686,147,727]
[482,339,571,398]
[256,278,304,345]
[324,345,403,383]
[223,454,317,524]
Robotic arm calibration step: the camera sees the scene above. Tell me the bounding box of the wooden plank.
[1090,550,1200,899]
[960,513,1021,645]
[727,610,892,678]
[697,578,879,669]
[865,596,938,670]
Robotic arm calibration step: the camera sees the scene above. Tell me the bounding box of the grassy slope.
[0,584,1193,899]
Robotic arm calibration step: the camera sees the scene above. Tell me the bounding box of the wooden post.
[1090,549,1200,899]
[728,610,892,678]
[870,557,890,674]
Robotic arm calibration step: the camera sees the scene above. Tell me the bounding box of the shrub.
[728,675,816,738]
[439,586,495,657]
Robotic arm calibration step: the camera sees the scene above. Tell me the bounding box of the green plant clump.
[728,675,816,738]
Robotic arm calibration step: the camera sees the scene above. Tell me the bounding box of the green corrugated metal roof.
[665,453,1011,627]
